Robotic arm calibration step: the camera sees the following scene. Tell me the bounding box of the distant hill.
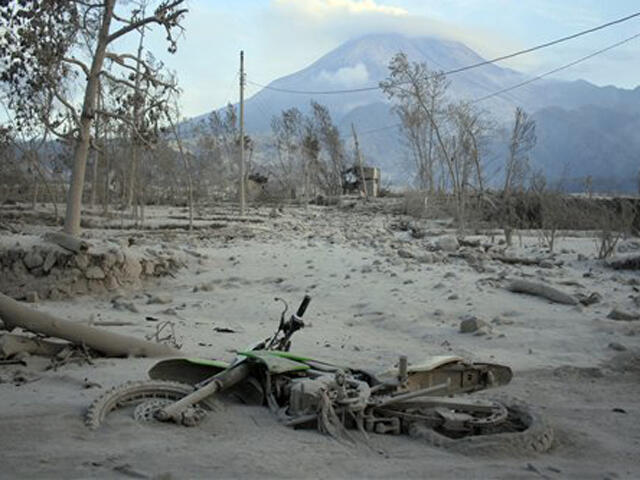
[187,33,640,193]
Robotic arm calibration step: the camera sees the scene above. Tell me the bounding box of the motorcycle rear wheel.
[408,397,553,455]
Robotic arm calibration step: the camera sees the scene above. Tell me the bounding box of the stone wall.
[0,241,183,301]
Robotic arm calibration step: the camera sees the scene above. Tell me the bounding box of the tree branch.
[100,70,138,91]
[95,109,157,150]
[52,91,80,126]
[107,1,187,44]
[62,56,90,78]
[104,52,177,90]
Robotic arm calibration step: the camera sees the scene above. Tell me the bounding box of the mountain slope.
[190,33,640,192]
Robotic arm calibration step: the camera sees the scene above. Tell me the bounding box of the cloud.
[275,0,408,18]
[267,0,516,62]
[318,63,370,86]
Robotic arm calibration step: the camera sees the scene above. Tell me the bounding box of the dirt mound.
[0,235,184,301]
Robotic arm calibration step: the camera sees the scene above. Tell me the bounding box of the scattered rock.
[111,297,140,313]
[193,282,214,292]
[607,308,640,321]
[436,235,459,253]
[23,250,44,270]
[608,342,627,352]
[85,266,106,280]
[459,316,488,334]
[417,253,435,264]
[42,251,57,273]
[147,293,173,305]
[491,316,514,326]
[397,248,414,259]
[74,253,90,270]
[447,293,459,300]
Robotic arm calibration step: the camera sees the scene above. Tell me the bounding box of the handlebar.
[295,295,311,318]
[269,295,311,351]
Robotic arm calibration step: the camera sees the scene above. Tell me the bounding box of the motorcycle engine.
[287,375,334,416]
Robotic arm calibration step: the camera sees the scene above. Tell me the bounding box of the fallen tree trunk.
[0,292,181,357]
[506,279,578,305]
[43,231,90,254]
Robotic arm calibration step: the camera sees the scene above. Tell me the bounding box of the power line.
[357,31,640,137]
[247,10,640,96]
[471,32,640,104]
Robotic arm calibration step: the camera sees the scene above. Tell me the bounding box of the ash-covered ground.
[1,199,639,479]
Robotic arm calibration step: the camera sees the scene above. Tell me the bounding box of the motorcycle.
[86,296,553,454]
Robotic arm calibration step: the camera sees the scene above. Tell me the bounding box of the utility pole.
[351,123,368,199]
[239,50,246,216]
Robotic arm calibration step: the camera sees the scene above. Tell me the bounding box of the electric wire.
[356,31,640,136]
[471,32,640,104]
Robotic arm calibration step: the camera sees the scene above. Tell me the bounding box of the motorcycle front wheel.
[85,380,218,430]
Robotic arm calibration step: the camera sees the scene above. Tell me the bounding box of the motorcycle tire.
[408,397,553,455]
[85,380,218,430]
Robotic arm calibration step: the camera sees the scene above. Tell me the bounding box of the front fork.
[155,362,252,422]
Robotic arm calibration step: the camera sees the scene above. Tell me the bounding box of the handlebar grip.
[295,295,311,318]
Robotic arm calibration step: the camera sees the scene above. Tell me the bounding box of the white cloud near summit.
[318,63,370,86]
[274,0,408,18]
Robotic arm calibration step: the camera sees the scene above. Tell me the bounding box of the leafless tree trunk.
[502,107,536,245]
[64,0,116,236]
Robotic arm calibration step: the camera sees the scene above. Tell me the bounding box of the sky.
[129,0,640,118]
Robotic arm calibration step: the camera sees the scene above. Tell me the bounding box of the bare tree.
[447,101,491,227]
[504,107,536,196]
[165,100,194,230]
[269,103,343,199]
[0,0,187,236]
[502,107,536,245]
[270,108,306,197]
[310,101,345,196]
[381,53,490,227]
[392,68,448,191]
[194,104,241,199]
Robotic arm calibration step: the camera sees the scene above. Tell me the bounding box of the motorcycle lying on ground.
[86,296,553,455]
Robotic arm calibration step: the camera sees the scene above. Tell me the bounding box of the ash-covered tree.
[446,101,491,227]
[381,53,491,226]
[270,107,306,197]
[387,61,448,192]
[0,0,187,236]
[194,104,240,198]
[269,102,342,199]
[502,107,536,245]
[504,107,536,196]
[309,101,345,196]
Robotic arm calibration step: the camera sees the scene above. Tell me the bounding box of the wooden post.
[351,123,368,199]
[239,50,246,216]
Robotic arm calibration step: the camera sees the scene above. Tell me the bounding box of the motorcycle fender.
[148,358,229,385]
[407,362,513,394]
[239,350,311,374]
